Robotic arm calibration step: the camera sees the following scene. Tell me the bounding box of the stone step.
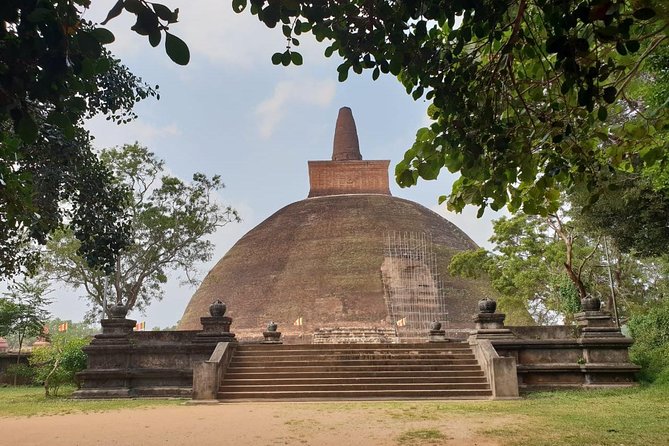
[219,343,490,401]
[229,359,479,368]
[235,342,471,351]
[223,370,485,380]
[221,376,489,386]
[231,355,476,364]
[233,352,475,361]
[217,389,492,400]
[226,364,483,373]
[220,382,491,392]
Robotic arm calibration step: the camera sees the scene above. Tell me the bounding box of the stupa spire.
[332,107,362,161]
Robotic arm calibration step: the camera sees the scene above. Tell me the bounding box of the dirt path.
[0,402,507,446]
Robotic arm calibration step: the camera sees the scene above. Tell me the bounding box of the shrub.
[29,335,89,396]
[4,363,35,384]
[628,301,669,383]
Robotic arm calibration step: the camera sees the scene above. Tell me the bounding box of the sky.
[38,1,504,328]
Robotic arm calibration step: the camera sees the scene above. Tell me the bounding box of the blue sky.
[42,1,504,328]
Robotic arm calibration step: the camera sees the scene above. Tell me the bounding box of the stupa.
[179,108,489,341]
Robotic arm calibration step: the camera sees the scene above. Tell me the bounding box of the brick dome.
[178,108,490,339]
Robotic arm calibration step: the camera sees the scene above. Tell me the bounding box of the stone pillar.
[575,311,623,338]
[74,306,136,398]
[262,322,282,344]
[92,318,137,345]
[427,321,449,343]
[195,317,236,343]
[471,313,515,340]
[194,300,236,344]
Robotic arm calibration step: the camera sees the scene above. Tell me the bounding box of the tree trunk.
[43,357,61,397]
[563,262,588,299]
[14,331,24,386]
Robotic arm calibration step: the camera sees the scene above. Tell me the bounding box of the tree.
[1,0,186,279]
[571,171,669,258]
[239,0,669,216]
[44,144,240,320]
[448,208,668,324]
[1,125,131,279]
[0,277,51,384]
[627,299,669,382]
[449,214,582,324]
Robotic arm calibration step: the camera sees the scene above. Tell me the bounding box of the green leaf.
[164,32,190,65]
[625,40,640,53]
[597,106,608,122]
[338,66,349,82]
[372,67,380,81]
[152,3,176,22]
[18,114,38,144]
[397,169,416,187]
[91,28,115,44]
[47,112,74,139]
[476,206,485,218]
[271,52,282,65]
[101,0,124,25]
[602,86,617,104]
[124,0,145,14]
[27,8,53,23]
[232,0,247,13]
[96,57,111,74]
[633,8,656,20]
[616,41,627,56]
[281,51,291,66]
[418,161,440,180]
[290,52,303,66]
[149,30,161,47]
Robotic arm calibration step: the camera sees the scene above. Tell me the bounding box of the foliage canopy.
[44,144,240,320]
[238,0,669,216]
[0,0,185,279]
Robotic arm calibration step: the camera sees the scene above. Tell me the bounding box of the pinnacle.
[332,107,362,161]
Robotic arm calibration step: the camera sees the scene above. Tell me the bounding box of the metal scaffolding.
[381,232,449,342]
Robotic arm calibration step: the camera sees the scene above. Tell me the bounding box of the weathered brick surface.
[178,194,488,337]
[308,160,391,197]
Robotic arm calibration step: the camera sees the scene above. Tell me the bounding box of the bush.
[29,335,89,396]
[628,301,669,383]
[4,363,35,384]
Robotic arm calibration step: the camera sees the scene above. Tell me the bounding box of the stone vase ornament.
[110,304,129,319]
[209,300,227,317]
[430,321,442,331]
[267,321,278,332]
[581,295,601,312]
[478,297,497,314]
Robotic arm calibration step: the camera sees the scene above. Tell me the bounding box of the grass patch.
[0,386,184,417]
[307,383,668,446]
[396,429,446,444]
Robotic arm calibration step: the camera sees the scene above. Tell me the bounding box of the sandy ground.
[0,402,507,446]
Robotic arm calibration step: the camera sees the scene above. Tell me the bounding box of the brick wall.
[308,160,391,197]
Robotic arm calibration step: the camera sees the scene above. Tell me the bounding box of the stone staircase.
[217,342,492,400]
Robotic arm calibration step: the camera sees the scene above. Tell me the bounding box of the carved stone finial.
[332,107,362,161]
[209,300,226,317]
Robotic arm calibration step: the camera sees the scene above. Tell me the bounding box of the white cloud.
[85,1,332,69]
[85,116,181,150]
[255,78,336,138]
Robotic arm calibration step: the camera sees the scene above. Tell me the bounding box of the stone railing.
[74,304,237,399]
[469,339,519,398]
[469,304,640,392]
[192,342,237,400]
